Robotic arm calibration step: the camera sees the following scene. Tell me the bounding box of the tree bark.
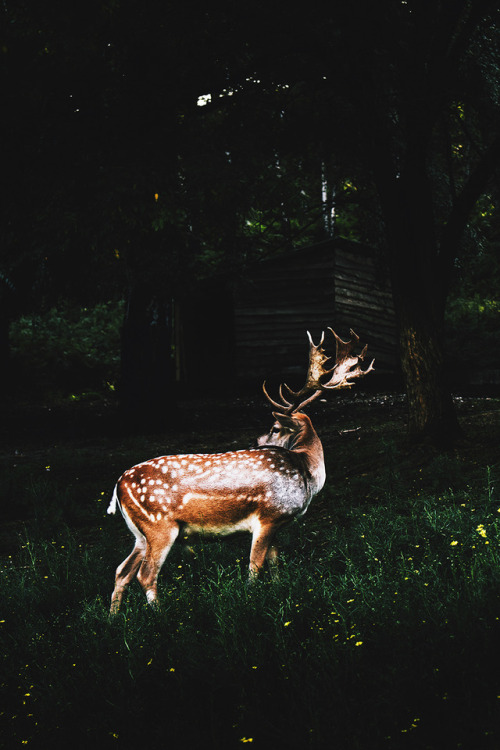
[378,151,462,444]
[393,266,461,444]
[120,286,177,431]
[397,307,460,444]
[0,313,11,400]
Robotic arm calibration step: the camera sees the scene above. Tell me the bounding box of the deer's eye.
[271,426,281,434]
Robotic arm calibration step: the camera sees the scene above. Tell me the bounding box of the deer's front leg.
[266,544,280,581]
[248,522,277,583]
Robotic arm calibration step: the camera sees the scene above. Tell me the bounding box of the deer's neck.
[292,426,326,496]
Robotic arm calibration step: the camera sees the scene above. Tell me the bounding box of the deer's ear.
[272,413,299,431]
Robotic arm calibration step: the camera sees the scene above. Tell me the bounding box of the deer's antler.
[263,328,374,414]
[321,328,375,391]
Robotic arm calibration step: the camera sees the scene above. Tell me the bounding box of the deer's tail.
[107,485,119,515]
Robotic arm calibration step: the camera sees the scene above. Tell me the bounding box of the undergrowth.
[1,453,500,749]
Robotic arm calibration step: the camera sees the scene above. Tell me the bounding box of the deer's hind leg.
[137,522,180,606]
[110,537,146,614]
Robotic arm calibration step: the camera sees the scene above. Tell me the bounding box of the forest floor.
[1,390,500,750]
[0,389,499,551]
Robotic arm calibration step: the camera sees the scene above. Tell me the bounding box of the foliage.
[3,1,500,439]
[2,503,499,749]
[445,294,500,370]
[445,216,500,373]
[9,301,124,399]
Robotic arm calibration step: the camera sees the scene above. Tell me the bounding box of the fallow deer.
[108,328,373,612]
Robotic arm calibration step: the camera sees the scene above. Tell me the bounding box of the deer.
[107,328,374,613]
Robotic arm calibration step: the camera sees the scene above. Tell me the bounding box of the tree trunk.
[397,306,460,444]
[0,313,11,400]
[120,286,177,431]
[380,154,461,444]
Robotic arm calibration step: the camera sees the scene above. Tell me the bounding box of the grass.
[1,395,500,749]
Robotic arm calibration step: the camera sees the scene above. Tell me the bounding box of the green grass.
[1,407,500,749]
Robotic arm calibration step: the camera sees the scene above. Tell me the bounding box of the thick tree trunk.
[390,233,461,444]
[0,314,11,399]
[393,136,500,444]
[380,153,461,444]
[120,286,177,431]
[397,308,460,443]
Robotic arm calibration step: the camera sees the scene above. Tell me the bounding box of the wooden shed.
[180,238,398,389]
[332,240,398,375]
[233,239,397,384]
[233,243,336,383]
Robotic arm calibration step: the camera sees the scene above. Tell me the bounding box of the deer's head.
[257,412,314,450]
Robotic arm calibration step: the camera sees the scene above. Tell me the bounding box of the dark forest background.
[1,0,500,442]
